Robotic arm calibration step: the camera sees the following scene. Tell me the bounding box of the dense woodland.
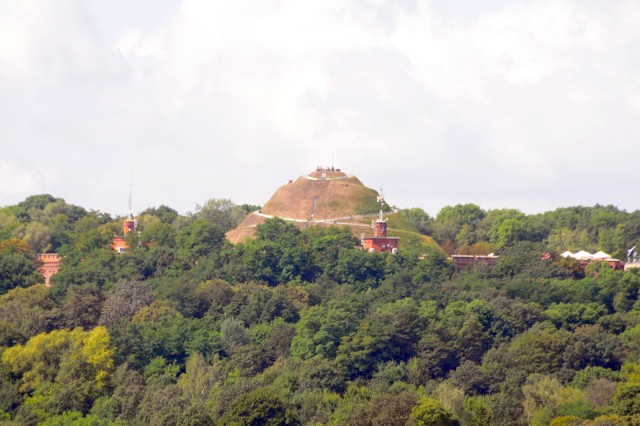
[1,194,640,425]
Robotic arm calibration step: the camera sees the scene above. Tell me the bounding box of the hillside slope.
[226,170,444,255]
[261,175,382,220]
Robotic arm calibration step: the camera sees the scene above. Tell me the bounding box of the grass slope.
[261,176,383,220]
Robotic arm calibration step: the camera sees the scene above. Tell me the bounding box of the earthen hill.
[226,168,441,256]
[227,168,387,243]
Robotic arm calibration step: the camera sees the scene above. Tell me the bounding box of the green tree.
[399,207,433,235]
[178,353,217,405]
[0,211,24,240]
[410,396,460,426]
[484,323,569,377]
[544,303,608,330]
[0,238,42,293]
[98,279,153,327]
[291,300,363,360]
[367,298,425,362]
[195,198,248,233]
[3,327,114,415]
[134,376,185,425]
[22,221,53,253]
[62,284,105,330]
[433,204,485,249]
[334,248,385,290]
[0,284,58,340]
[217,386,298,426]
[40,411,111,425]
[140,205,179,224]
[346,392,416,426]
[176,219,225,264]
[244,219,312,285]
[306,226,359,279]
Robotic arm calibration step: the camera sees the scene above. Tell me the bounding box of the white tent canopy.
[592,251,612,259]
[572,251,594,260]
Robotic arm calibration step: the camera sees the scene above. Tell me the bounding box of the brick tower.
[361,190,399,253]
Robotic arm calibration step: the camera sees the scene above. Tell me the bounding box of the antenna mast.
[128,174,133,219]
[377,187,385,222]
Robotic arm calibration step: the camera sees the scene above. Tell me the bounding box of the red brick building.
[450,254,499,271]
[38,253,61,287]
[111,218,137,253]
[361,192,399,253]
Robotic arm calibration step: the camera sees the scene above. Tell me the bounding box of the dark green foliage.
[0,240,42,293]
[489,372,527,426]
[237,287,299,325]
[367,298,425,362]
[410,331,459,382]
[17,194,59,213]
[0,284,59,340]
[544,303,608,330]
[399,207,433,235]
[98,279,153,327]
[134,376,185,425]
[177,219,225,264]
[335,248,385,290]
[178,403,214,426]
[306,226,359,279]
[346,392,416,425]
[571,366,621,389]
[411,251,455,285]
[217,387,298,426]
[296,358,347,394]
[50,249,116,300]
[291,298,363,359]
[140,205,179,224]
[562,325,626,371]
[3,195,640,424]
[195,199,251,233]
[62,283,104,330]
[243,219,313,285]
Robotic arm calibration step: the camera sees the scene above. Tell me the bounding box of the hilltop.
[226,169,442,254]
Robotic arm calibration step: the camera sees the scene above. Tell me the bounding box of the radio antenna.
[128,173,133,219]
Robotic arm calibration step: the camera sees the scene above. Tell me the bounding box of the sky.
[2,0,640,217]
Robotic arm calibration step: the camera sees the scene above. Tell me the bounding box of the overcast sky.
[2,0,640,217]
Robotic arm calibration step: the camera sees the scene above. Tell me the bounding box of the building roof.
[592,251,612,259]
[572,250,594,260]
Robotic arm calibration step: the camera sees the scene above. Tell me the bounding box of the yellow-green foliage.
[132,300,182,323]
[2,326,114,394]
[392,229,443,256]
[81,326,115,389]
[611,362,640,416]
[410,396,459,426]
[386,212,420,233]
[523,374,594,426]
[550,416,581,426]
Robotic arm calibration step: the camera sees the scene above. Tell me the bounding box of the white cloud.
[1,0,640,214]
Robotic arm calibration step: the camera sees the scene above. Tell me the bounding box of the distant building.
[625,246,640,271]
[361,191,399,253]
[38,253,61,287]
[562,250,624,270]
[450,254,499,271]
[112,218,137,253]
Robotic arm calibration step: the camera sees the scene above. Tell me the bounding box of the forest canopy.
[1,195,640,425]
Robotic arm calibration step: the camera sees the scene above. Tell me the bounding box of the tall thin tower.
[128,174,133,219]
